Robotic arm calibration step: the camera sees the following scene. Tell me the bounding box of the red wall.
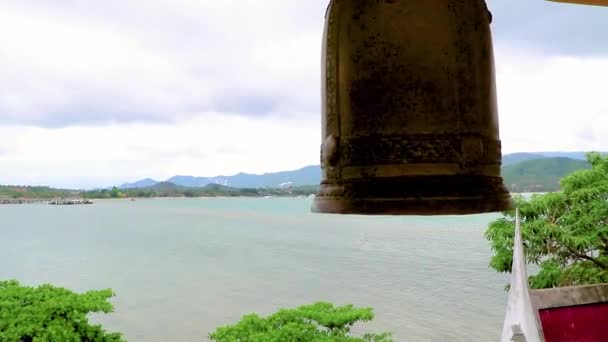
[539,302,608,342]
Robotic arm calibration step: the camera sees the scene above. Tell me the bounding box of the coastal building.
[502,209,608,341]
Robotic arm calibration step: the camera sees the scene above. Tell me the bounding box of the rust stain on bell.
[312,0,512,215]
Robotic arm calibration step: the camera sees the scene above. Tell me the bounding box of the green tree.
[209,302,393,342]
[485,152,608,289]
[109,186,124,199]
[0,280,125,342]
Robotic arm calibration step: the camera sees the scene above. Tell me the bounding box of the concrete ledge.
[530,283,608,310]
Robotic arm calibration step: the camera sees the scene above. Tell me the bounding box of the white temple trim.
[500,208,541,342]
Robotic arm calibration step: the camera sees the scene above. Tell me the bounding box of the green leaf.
[485,152,608,289]
[0,280,125,342]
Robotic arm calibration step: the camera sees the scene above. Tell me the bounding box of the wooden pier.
[0,199,47,205]
[1,198,93,205]
[49,199,93,205]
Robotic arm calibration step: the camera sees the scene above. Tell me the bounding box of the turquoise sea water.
[0,198,508,341]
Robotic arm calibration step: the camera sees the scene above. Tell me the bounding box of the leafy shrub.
[0,280,125,342]
[209,301,393,342]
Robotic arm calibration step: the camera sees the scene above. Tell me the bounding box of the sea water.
[0,198,508,341]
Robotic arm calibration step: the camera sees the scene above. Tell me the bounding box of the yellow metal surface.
[547,0,608,7]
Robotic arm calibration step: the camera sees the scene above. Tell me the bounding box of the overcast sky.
[1,0,607,188]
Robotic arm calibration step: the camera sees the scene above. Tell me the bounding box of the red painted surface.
[539,302,608,342]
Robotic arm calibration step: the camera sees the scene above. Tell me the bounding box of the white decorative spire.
[500,209,541,342]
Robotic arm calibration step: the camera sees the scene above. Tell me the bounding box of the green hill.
[0,186,77,199]
[501,157,591,192]
[502,153,545,166]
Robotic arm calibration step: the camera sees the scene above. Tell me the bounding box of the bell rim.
[311,196,513,216]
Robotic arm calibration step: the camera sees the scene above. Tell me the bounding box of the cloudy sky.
[1,0,607,189]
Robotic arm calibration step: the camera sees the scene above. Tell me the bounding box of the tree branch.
[600,234,608,252]
[567,245,608,269]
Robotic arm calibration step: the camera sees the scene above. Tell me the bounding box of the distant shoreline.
[0,198,49,205]
[0,198,94,205]
[0,193,315,205]
[1,192,544,205]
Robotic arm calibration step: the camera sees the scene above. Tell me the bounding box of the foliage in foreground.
[209,302,393,342]
[0,280,125,342]
[486,152,608,289]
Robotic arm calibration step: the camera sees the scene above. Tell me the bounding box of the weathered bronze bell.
[312,0,512,215]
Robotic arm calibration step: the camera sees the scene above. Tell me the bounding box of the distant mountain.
[166,175,210,188]
[502,153,545,166]
[538,152,598,160]
[148,181,182,192]
[118,151,604,191]
[166,165,321,188]
[502,151,606,166]
[502,157,591,192]
[225,166,321,188]
[120,178,159,189]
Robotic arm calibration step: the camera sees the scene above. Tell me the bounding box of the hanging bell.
[312,0,512,215]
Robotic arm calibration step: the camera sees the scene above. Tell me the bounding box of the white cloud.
[0,4,212,124]
[0,0,607,187]
[495,44,608,153]
[0,114,320,188]
[0,0,324,126]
